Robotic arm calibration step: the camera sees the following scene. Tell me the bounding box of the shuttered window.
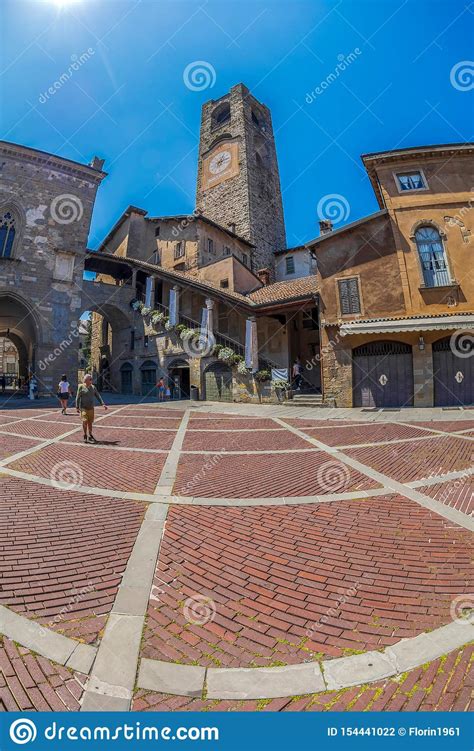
[338,277,361,315]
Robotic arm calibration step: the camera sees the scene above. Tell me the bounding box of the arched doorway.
[204,361,233,402]
[120,362,134,394]
[168,359,190,400]
[0,293,39,392]
[140,360,157,397]
[352,341,414,408]
[433,336,473,406]
[81,303,138,393]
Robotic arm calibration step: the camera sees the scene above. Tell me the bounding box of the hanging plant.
[273,379,289,390]
[218,347,234,364]
[150,310,165,326]
[131,299,143,312]
[164,319,174,331]
[237,360,248,375]
[212,343,223,356]
[254,369,271,382]
[141,306,152,317]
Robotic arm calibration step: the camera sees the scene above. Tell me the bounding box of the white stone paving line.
[0,405,129,468]
[274,418,474,531]
[81,410,190,712]
[136,621,474,700]
[0,604,97,674]
[153,410,191,497]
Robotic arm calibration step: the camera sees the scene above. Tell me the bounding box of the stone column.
[169,285,179,325]
[245,316,258,372]
[204,298,215,334]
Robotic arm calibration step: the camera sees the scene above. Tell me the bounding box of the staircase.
[287,391,324,407]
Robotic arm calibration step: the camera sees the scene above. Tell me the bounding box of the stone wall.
[0,141,105,395]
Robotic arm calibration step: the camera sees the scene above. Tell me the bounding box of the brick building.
[312,144,474,408]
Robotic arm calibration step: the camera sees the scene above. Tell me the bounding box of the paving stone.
[138,658,205,697]
[323,651,397,690]
[206,662,325,699]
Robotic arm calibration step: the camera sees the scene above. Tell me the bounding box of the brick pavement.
[0,475,145,643]
[141,496,472,667]
[0,636,86,711]
[0,401,471,712]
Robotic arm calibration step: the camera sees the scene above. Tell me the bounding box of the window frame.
[412,223,453,289]
[285,256,295,275]
[393,169,428,194]
[336,275,363,318]
[174,241,185,260]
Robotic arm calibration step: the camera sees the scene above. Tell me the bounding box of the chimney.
[256,267,271,286]
[90,156,105,171]
[319,219,333,235]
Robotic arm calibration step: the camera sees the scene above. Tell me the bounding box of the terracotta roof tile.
[248,276,319,304]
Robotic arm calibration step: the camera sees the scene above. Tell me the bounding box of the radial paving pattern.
[0,400,471,712]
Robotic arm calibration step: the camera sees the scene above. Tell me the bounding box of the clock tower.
[196,83,286,273]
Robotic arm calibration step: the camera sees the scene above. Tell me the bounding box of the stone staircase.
[286,391,324,407]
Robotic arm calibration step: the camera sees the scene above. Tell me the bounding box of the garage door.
[353,341,414,408]
[204,362,233,402]
[433,336,474,406]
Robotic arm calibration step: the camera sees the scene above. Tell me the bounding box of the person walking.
[57,374,72,414]
[76,374,107,443]
[292,356,303,391]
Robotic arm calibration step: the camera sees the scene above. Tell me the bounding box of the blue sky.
[1,0,472,250]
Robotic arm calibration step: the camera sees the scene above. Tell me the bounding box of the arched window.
[415,225,450,287]
[0,211,16,258]
[211,102,230,129]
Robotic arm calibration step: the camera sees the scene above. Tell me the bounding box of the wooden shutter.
[338,278,361,315]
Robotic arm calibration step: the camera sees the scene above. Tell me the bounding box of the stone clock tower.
[196,83,286,272]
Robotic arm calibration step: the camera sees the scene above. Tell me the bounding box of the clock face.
[209,150,232,175]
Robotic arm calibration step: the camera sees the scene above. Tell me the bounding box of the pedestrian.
[292,356,303,391]
[57,374,72,414]
[0,374,5,393]
[156,377,165,402]
[76,373,107,443]
[165,384,171,401]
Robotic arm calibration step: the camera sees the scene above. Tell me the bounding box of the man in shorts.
[76,374,107,443]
